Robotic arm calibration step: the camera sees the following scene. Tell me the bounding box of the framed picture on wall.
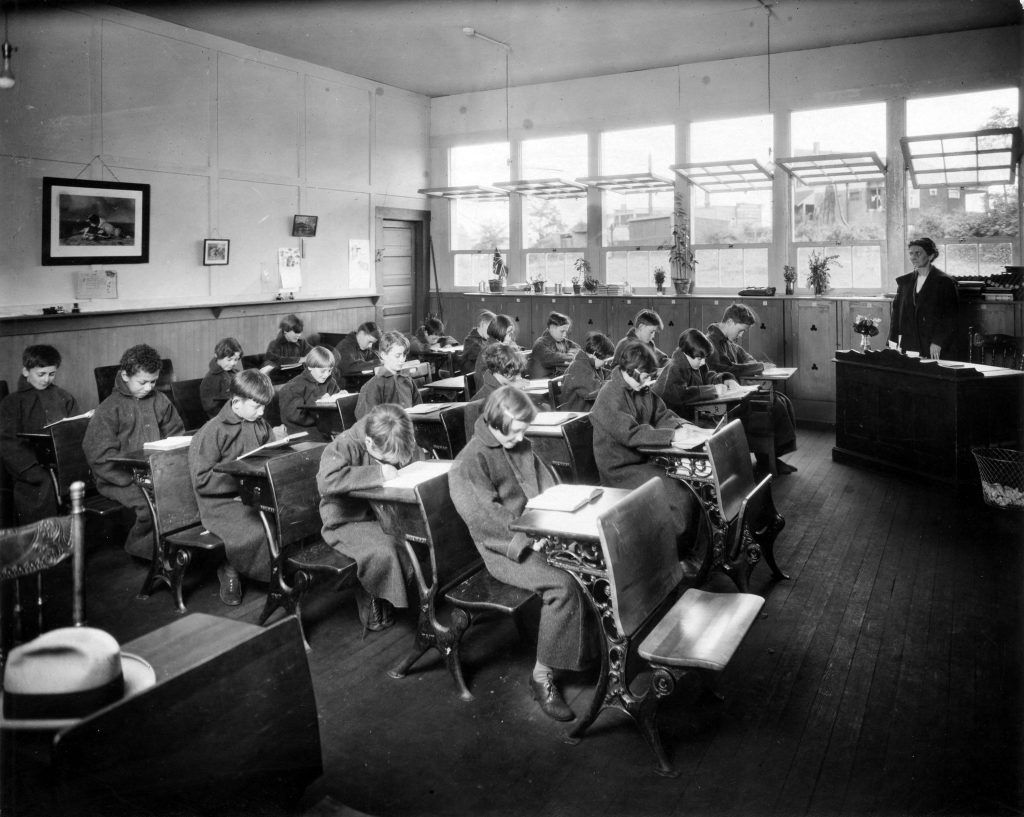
[291,214,318,237]
[41,177,150,266]
[203,238,230,266]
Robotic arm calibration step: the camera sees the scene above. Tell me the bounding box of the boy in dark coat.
[653,328,738,416]
[199,337,242,417]
[265,313,312,365]
[189,369,276,605]
[408,317,458,357]
[613,309,669,368]
[277,346,342,442]
[558,332,613,411]
[529,311,581,378]
[317,403,422,632]
[450,386,590,722]
[355,331,422,419]
[83,344,184,558]
[334,322,381,378]
[0,345,82,523]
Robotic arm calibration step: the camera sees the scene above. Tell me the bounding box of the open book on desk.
[526,484,603,513]
[530,411,583,426]
[44,410,95,428]
[315,390,351,403]
[381,460,452,488]
[236,431,308,460]
[674,424,717,451]
[404,402,447,415]
[143,436,193,451]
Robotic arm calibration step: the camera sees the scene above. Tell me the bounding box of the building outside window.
[599,125,675,290]
[905,87,1019,278]
[689,114,773,289]
[450,142,510,288]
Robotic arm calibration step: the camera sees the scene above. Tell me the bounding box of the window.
[600,125,675,289]
[689,115,773,289]
[790,102,886,290]
[450,143,510,287]
[906,87,1019,277]
[520,134,588,285]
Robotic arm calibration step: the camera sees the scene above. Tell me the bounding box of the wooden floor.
[15,428,1024,817]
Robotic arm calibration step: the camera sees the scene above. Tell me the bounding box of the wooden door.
[375,208,430,335]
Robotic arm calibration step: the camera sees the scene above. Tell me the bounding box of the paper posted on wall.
[278,247,302,290]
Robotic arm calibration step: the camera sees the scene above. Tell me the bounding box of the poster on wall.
[349,239,371,289]
[42,177,150,266]
[278,247,302,291]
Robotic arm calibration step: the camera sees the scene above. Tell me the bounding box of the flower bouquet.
[853,315,882,351]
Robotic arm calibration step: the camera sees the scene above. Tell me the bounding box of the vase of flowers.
[783,265,797,296]
[570,274,582,295]
[853,315,882,351]
[528,271,546,293]
[654,267,666,294]
[807,250,840,297]
[490,248,508,292]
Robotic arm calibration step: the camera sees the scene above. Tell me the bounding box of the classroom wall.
[0,5,431,316]
[425,25,1023,291]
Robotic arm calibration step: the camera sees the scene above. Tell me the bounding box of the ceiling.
[91,0,1024,98]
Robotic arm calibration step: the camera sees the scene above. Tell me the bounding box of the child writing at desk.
[334,321,381,378]
[354,331,422,419]
[0,344,82,523]
[189,369,276,606]
[459,309,495,375]
[277,346,342,442]
[653,328,739,415]
[450,386,590,723]
[471,314,520,382]
[408,317,458,356]
[557,331,614,411]
[317,403,422,634]
[199,337,242,418]
[265,313,311,366]
[83,344,184,559]
[529,311,581,378]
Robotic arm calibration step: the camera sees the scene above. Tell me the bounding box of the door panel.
[380,220,415,333]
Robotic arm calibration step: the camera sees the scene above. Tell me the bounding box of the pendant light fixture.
[0,8,16,91]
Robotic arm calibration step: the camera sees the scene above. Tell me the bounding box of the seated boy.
[450,386,591,722]
[0,345,81,523]
[354,331,422,419]
[472,342,528,403]
[408,317,458,357]
[529,311,581,379]
[317,403,421,633]
[83,344,184,558]
[558,332,614,411]
[705,303,798,474]
[613,308,669,368]
[199,337,242,418]
[189,369,276,605]
[653,328,738,416]
[277,346,342,442]
[334,321,381,379]
[265,314,312,366]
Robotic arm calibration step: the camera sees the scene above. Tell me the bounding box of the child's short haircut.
[364,404,418,465]
[230,369,274,405]
[23,344,62,370]
[486,314,516,344]
[214,337,243,359]
[481,343,526,379]
[483,385,537,434]
[583,332,614,358]
[633,309,664,330]
[379,331,410,354]
[119,344,163,376]
[304,346,335,369]
[546,311,571,328]
[678,329,713,358]
[618,341,658,377]
[476,309,496,325]
[421,317,446,336]
[357,321,381,340]
[723,303,758,326]
[279,314,303,333]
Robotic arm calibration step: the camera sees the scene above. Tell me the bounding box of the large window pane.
[605,249,671,290]
[522,134,588,249]
[601,125,674,247]
[906,87,1018,277]
[525,252,577,288]
[454,252,506,289]
[794,245,882,292]
[695,248,769,289]
[449,143,510,253]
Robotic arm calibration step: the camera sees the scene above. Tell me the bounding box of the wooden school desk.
[525,411,599,484]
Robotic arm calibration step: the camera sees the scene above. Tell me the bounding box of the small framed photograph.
[291,214,318,237]
[203,238,230,266]
[42,177,150,266]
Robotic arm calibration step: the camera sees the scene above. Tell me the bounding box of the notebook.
[315,390,350,403]
[143,436,192,451]
[404,403,447,415]
[381,460,452,488]
[526,484,603,513]
[236,431,309,460]
[530,412,582,426]
[43,410,95,428]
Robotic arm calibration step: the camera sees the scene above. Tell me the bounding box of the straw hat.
[1,627,156,730]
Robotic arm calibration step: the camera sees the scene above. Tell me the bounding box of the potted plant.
[489,248,508,292]
[575,258,598,293]
[528,270,546,293]
[653,266,667,295]
[665,193,697,294]
[806,250,840,297]
[783,265,797,295]
[570,274,582,295]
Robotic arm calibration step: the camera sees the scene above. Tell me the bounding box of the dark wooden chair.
[337,393,359,431]
[547,375,564,410]
[94,359,173,404]
[705,419,788,591]
[527,413,599,485]
[404,360,434,389]
[169,378,207,432]
[586,478,765,776]
[464,370,478,400]
[438,404,469,459]
[260,447,358,646]
[47,418,122,517]
[240,353,266,371]
[314,331,347,349]
[969,329,1021,369]
[138,447,225,613]
[744,386,779,475]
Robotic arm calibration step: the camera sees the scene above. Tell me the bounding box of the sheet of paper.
[404,403,447,415]
[278,247,302,290]
[143,436,192,451]
[349,239,371,289]
[530,411,582,426]
[381,460,452,488]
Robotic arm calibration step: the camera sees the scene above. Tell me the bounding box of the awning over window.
[775,152,886,186]
[899,128,1022,188]
[417,185,508,201]
[493,178,588,199]
[670,159,774,192]
[575,172,674,193]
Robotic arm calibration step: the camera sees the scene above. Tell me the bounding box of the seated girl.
[589,341,702,570]
[472,314,520,381]
[277,346,343,442]
[652,328,738,417]
[459,309,495,374]
[200,337,242,418]
[188,369,276,606]
[265,314,312,366]
[450,386,591,722]
[354,331,422,419]
[557,332,614,411]
[408,317,458,356]
[317,403,421,633]
[529,311,581,378]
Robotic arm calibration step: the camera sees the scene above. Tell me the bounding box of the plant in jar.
[806,250,840,296]
[653,266,667,294]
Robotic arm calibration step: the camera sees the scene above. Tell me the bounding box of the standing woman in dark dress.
[888,237,959,360]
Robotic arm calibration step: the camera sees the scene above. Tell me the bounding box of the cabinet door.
[497,295,534,345]
[607,297,654,344]
[961,302,1016,337]
[464,293,507,330]
[571,297,610,342]
[656,297,691,347]
[436,294,471,338]
[745,299,785,366]
[689,298,732,338]
[838,300,890,351]
[786,300,838,421]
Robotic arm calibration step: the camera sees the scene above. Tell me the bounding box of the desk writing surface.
[428,375,467,390]
[348,461,452,503]
[686,386,758,407]
[108,448,157,470]
[510,487,631,543]
[214,442,324,479]
[754,367,797,380]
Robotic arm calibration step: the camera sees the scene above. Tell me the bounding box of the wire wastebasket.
[972,448,1024,510]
